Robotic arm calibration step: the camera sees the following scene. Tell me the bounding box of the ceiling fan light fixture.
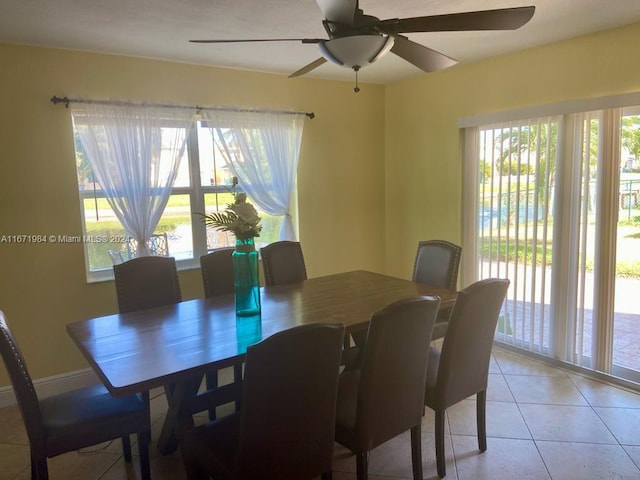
[318,34,395,69]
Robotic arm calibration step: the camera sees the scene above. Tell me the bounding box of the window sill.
[85,257,201,283]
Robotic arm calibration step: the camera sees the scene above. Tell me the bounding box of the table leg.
[157,375,203,455]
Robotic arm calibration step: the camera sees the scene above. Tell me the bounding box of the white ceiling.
[3,0,640,84]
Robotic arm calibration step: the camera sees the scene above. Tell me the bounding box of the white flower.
[201,181,262,240]
[231,202,260,226]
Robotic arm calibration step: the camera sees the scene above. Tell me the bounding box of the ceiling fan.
[190,0,535,91]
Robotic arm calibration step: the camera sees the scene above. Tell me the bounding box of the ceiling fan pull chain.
[353,65,360,93]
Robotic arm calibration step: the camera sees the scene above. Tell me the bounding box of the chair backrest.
[113,256,182,313]
[435,278,510,407]
[0,312,45,455]
[412,240,462,290]
[200,247,235,297]
[260,241,307,286]
[236,323,344,480]
[355,296,440,451]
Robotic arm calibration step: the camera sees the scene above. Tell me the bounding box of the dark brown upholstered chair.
[183,323,345,480]
[412,240,462,289]
[335,296,441,480]
[424,278,510,478]
[0,312,151,480]
[260,240,307,286]
[200,247,235,297]
[200,247,242,420]
[113,255,181,431]
[113,256,182,313]
[413,239,463,340]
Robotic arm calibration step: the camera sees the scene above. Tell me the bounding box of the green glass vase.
[236,314,262,354]
[233,237,261,317]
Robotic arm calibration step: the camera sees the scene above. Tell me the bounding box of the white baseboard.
[0,368,100,408]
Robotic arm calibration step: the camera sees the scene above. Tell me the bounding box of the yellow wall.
[0,44,386,385]
[384,22,640,279]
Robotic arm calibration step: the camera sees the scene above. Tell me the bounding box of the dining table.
[66,270,457,455]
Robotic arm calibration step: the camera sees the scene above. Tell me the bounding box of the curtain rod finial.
[51,96,70,108]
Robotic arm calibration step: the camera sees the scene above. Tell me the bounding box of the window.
[74,120,291,280]
[462,94,640,384]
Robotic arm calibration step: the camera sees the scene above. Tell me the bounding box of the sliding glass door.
[466,106,640,383]
[613,111,640,381]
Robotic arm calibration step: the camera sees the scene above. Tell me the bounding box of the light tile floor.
[1,347,640,479]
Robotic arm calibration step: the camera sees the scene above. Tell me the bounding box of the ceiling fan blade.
[391,36,457,73]
[190,38,324,44]
[382,6,535,33]
[289,57,328,78]
[315,0,357,25]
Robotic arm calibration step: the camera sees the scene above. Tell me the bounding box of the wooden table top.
[67,270,456,397]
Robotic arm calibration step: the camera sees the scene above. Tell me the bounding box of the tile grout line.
[499,360,554,479]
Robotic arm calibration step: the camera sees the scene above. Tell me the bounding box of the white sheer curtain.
[72,103,193,256]
[202,110,305,241]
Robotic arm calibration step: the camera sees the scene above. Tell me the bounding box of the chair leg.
[181,442,209,480]
[410,424,424,480]
[31,456,48,480]
[477,389,487,452]
[121,435,132,462]
[435,409,446,478]
[137,430,151,480]
[355,451,369,480]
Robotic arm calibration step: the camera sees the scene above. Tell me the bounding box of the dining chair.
[113,255,182,313]
[260,240,307,286]
[113,255,182,434]
[424,278,510,478]
[182,323,345,480]
[199,247,242,420]
[412,239,463,340]
[412,240,462,289]
[200,247,235,297]
[0,312,151,480]
[334,296,440,480]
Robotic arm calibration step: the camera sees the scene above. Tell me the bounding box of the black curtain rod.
[50,96,315,119]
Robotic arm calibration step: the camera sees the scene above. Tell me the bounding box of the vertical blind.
[475,118,557,356]
[464,110,625,372]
